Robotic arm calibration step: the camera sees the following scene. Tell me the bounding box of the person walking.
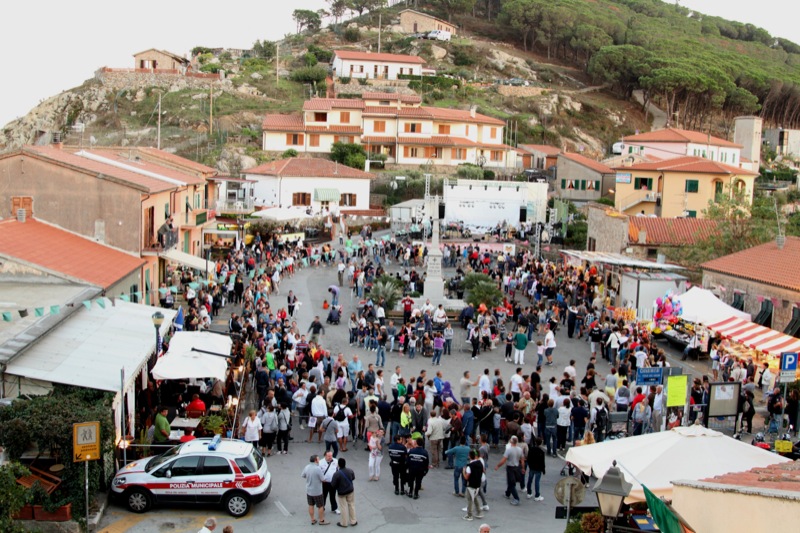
[513,327,528,365]
[259,403,278,456]
[544,325,556,366]
[320,411,340,457]
[494,435,524,505]
[276,403,291,455]
[426,410,449,468]
[368,429,384,481]
[319,450,340,517]
[445,436,471,497]
[526,437,546,501]
[198,517,217,533]
[302,455,330,525]
[330,458,357,527]
[239,410,262,449]
[388,434,408,495]
[463,449,485,521]
[406,437,430,499]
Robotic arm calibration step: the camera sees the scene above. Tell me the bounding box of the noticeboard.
[73,421,101,462]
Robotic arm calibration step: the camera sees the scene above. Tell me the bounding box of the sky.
[1,0,797,127]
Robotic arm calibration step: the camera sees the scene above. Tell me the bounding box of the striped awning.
[313,188,340,202]
[706,316,800,356]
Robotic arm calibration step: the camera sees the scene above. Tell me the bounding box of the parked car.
[111,437,272,517]
[427,30,452,41]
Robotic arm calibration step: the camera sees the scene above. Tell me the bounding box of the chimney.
[777,234,786,249]
[16,208,26,223]
[469,105,477,118]
[638,229,647,244]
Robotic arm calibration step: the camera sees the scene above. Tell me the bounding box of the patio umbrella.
[565,424,790,502]
[151,331,231,381]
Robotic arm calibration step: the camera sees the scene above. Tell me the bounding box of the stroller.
[326,305,342,325]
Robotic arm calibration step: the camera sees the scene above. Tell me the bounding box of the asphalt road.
[97,240,723,533]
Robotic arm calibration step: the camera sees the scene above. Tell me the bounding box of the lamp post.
[593,461,632,533]
[152,311,165,356]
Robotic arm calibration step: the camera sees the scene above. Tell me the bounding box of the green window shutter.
[580,180,586,190]
[561,179,566,189]
[595,180,600,191]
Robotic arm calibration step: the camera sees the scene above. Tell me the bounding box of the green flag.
[2,312,12,322]
[35,307,45,317]
[96,299,106,309]
[643,485,694,533]
[120,294,130,302]
[50,305,60,315]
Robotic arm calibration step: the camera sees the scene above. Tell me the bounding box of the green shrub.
[220,51,232,61]
[197,52,214,64]
[192,46,214,56]
[304,52,318,67]
[344,27,361,42]
[358,77,369,86]
[339,76,352,84]
[290,65,328,84]
[200,63,222,73]
[308,44,333,63]
[483,169,495,180]
[453,47,476,66]
[243,58,268,70]
[331,142,367,170]
[456,164,484,180]
[282,149,299,158]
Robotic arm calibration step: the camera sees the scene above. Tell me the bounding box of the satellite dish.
[555,476,585,506]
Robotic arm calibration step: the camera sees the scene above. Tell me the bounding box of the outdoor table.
[170,417,202,430]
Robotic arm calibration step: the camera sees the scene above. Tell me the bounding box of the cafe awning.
[313,188,340,202]
[161,248,210,273]
[706,316,800,356]
[151,331,231,382]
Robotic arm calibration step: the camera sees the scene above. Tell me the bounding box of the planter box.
[34,503,72,522]
[12,504,34,520]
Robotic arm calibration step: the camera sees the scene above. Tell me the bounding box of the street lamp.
[593,461,632,533]
[152,311,165,355]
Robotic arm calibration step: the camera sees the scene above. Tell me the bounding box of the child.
[536,340,545,367]
[505,332,514,363]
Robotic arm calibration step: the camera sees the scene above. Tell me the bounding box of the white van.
[427,30,452,41]
[612,141,624,155]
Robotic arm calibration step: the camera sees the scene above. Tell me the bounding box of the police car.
[111,436,272,517]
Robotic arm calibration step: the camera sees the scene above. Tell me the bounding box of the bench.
[16,466,62,494]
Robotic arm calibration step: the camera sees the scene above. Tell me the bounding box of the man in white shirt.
[390,366,402,400]
[564,360,577,381]
[509,368,525,403]
[478,369,492,398]
[310,390,329,443]
[544,325,557,366]
[433,305,447,325]
[652,385,664,432]
[421,299,435,315]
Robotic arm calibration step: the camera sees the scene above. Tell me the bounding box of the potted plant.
[1,462,32,525]
[201,414,226,436]
[580,511,606,533]
[28,481,71,521]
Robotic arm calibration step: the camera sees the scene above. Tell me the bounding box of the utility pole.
[378,12,382,53]
[209,84,213,136]
[276,42,280,85]
[156,92,162,150]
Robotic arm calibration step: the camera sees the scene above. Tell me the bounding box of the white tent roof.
[565,425,790,502]
[676,286,751,324]
[561,250,684,271]
[3,300,175,399]
[250,207,319,222]
[162,248,210,273]
[151,331,231,381]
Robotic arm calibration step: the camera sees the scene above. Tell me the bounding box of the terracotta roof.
[16,146,182,194]
[363,106,431,118]
[361,92,422,103]
[305,125,363,134]
[86,148,207,186]
[399,136,477,147]
[333,50,425,64]
[616,156,759,176]
[135,147,217,176]
[629,217,719,246]
[700,461,800,494]
[0,218,144,289]
[133,48,188,64]
[245,158,375,179]
[361,136,396,144]
[623,127,742,148]
[701,236,800,291]
[262,114,305,131]
[559,152,615,174]
[518,144,561,156]
[303,98,366,111]
[425,107,505,126]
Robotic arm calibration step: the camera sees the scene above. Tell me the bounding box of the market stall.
[676,287,751,325]
[705,316,800,372]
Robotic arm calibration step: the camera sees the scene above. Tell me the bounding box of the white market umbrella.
[151,331,231,381]
[675,287,751,324]
[250,207,318,222]
[565,425,790,502]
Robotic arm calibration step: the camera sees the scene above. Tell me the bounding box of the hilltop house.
[518,144,560,170]
[612,156,759,218]
[555,152,615,202]
[133,48,189,72]
[398,9,457,35]
[262,93,516,169]
[243,158,374,213]
[331,50,426,80]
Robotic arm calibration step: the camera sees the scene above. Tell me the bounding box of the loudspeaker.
[519,207,527,223]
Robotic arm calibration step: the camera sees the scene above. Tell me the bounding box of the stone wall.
[95,69,224,93]
[586,202,628,253]
[701,271,799,332]
[497,85,547,98]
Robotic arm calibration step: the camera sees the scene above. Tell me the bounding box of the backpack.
[335,406,347,422]
[595,407,609,432]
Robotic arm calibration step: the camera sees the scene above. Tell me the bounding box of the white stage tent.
[676,286,751,324]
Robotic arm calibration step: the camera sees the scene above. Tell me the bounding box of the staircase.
[619,190,660,212]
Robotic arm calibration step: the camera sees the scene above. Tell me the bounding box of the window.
[634,177,653,190]
[334,135,353,144]
[164,202,170,219]
[201,456,232,476]
[340,193,357,206]
[292,193,311,206]
[685,179,699,193]
[194,193,201,209]
[490,150,502,162]
[424,146,443,159]
[313,112,327,122]
[403,146,420,158]
[309,134,320,147]
[490,127,498,139]
[685,210,697,218]
[286,133,304,146]
[168,456,200,477]
[465,125,470,136]
[438,124,451,135]
[451,148,466,160]
[404,123,421,133]
[373,120,386,133]
[340,111,350,124]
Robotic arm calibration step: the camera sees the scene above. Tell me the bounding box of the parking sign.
[780,352,798,383]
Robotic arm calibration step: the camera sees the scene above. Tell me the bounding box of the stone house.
[398,9,457,35]
[702,236,800,333]
[518,144,560,170]
[133,48,189,72]
[556,152,615,203]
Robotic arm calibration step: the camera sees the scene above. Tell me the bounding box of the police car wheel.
[224,492,251,517]
[126,488,151,513]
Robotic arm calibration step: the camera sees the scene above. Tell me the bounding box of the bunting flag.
[188,282,200,290]
[18,309,29,318]
[158,287,168,295]
[169,286,178,294]
[643,485,695,533]
[2,312,11,322]
[258,268,265,275]
[35,308,45,317]
[120,294,130,302]
[82,300,92,310]
[50,305,60,315]
[96,299,106,309]
[134,291,143,299]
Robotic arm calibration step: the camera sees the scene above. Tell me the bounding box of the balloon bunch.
[654,291,682,323]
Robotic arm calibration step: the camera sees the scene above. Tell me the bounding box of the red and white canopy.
[706,316,800,356]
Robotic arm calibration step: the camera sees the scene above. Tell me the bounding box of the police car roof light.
[208,434,222,450]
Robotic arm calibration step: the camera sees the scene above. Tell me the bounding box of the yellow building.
[613,156,758,218]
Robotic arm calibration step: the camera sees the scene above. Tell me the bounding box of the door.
[183,231,191,253]
[150,456,200,503]
[413,22,418,32]
[144,207,155,248]
[196,456,234,503]
[11,196,33,218]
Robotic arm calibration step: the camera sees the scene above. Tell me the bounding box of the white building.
[262,93,517,170]
[621,127,743,168]
[332,50,425,80]
[243,158,374,213]
[442,178,548,231]
[763,127,800,159]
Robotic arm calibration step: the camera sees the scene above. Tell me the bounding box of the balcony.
[180,208,213,228]
[619,190,660,213]
[210,198,255,215]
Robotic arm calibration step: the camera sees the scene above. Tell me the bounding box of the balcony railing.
[211,198,255,214]
[619,190,660,212]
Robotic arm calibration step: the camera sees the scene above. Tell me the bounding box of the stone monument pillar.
[423,196,445,303]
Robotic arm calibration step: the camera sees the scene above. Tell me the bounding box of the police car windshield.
[146,444,181,470]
